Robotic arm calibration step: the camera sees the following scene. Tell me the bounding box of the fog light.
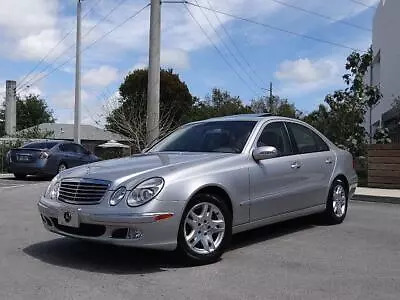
[127,228,143,240]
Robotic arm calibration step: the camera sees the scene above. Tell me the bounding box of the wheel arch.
[187,184,233,215]
[332,174,349,194]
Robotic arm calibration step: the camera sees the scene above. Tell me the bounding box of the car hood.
[60,152,233,185]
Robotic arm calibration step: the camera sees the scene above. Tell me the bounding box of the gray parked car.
[7,140,99,179]
[38,114,357,264]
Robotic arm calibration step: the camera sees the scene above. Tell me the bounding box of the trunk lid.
[10,148,45,163]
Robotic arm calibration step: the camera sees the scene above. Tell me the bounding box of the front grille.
[58,179,110,204]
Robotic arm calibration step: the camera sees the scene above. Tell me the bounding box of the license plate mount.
[58,209,79,228]
[18,155,30,161]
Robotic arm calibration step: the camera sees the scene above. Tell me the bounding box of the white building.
[365,0,400,141]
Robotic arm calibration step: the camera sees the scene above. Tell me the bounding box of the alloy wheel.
[183,202,226,255]
[332,184,347,218]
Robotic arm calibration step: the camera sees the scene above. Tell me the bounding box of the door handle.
[291,162,301,169]
[325,158,333,164]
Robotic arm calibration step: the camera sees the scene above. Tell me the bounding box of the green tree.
[185,88,252,122]
[16,94,56,131]
[106,68,193,151]
[303,104,331,136]
[0,95,55,137]
[250,95,302,118]
[307,47,381,156]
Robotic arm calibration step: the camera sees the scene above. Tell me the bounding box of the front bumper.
[38,197,185,250]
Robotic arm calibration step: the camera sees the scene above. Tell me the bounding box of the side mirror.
[252,146,278,161]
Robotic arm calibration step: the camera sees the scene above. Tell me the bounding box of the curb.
[0,174,13,178]
[352,194,400,205]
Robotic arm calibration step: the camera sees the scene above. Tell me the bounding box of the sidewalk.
[353,187,400,204]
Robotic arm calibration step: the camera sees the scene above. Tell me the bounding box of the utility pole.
[5,80,16,136]
[74,0,82,144]
[268,82,273,113]
[146,0,161,145]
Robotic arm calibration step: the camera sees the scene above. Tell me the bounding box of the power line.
[202,0,266,88]
[268,0,371,32]
[185,1,363,52]
[17,4,150,95]
[17,0,103,91]
[83,0,128,38]
[184,4,261,97]
[192,0,261,92]
[82,0,102,18]
[16,29,74,91]
[348,0,377,9]
[18,0,129,93]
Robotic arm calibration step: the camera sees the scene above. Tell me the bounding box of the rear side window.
[286,122,329,154]
[22,142,57,149]
[60,144,74,152]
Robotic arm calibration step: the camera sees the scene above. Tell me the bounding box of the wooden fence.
[368,144,400,189]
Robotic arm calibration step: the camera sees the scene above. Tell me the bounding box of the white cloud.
[17,29,66,60]
[274,55,345,100]
[0,0,69,60]
[131,48,190,71]
[161,49,190,69]
[275,58,339,84]
[83,66,119,87]
[51,89,89,110]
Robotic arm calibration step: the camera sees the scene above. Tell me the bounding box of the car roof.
[200,113,274,122]
[24,140,72,145]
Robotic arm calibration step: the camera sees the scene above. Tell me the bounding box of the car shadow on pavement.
[23,216,320,274]
[23,238,181,275]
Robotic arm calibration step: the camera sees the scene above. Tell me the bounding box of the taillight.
[39,152,49,160]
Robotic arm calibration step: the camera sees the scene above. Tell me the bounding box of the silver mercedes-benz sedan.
[38,114,357,264]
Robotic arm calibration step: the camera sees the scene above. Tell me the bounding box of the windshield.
[22,142,58,149]
[149,121,257,153]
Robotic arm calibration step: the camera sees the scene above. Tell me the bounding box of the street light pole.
[74,0,82,144]
[146,0,161,145]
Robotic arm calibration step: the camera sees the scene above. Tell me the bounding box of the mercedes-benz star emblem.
[64,212,72,223]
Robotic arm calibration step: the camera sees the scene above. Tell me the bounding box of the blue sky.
[0,0,379,125]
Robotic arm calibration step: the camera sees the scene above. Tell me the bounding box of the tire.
[323,179,349,225]
[57,163,67,174]
[177,193,232,265]
[14,173,27,180]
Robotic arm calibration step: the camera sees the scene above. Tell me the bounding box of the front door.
[285,122,335,209]
[249,121,303,221]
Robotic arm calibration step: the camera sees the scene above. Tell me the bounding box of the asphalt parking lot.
[0,180,399,300]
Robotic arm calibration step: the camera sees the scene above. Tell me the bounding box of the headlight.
[45,176,60,199]
[126,177,164,207]
[109,187,127,206]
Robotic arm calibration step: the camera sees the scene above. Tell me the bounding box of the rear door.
[60,143,82,168]
[73,144,92,165]
[285,122,335,209]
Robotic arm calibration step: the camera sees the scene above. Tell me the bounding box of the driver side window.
[257,122,293,157]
